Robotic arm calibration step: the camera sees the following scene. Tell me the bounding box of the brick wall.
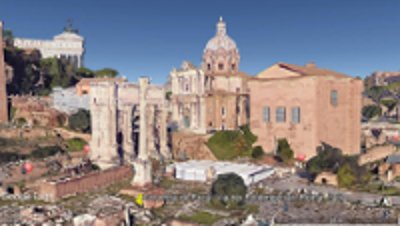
[39,165,133,202]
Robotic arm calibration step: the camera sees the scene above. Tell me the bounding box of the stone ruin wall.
[10,95,67,127]
[39,165,133,202]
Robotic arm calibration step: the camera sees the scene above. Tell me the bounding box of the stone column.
[138,78,148,161]
[147,105,155,155]
[132,77,152,187]
[199,97,207,134]
[160,105,171,160]
[0,21,8,123]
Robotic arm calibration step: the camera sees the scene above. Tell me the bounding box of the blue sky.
[1,0,399,84]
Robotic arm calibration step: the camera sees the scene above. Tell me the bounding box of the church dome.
[204,17,238,52]
[202,17,240,75]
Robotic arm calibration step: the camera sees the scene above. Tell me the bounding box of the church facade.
[170,17,249,133]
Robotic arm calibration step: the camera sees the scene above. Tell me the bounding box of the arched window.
[207,63,211,71]
[218,63,224,70]
[231,64,236,70]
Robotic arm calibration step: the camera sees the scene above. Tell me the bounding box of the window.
[291,107,300,124]
[331,90,338,106]
[207,64,211,71]
[232,64,236,70]
[276,107,286,123]
[263,106,270,122]
[221,107,225,116]
[218,63,224,70]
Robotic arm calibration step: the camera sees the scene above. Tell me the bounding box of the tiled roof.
[277,62,349,78]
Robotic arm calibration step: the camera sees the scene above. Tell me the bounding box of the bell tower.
[0,21,8,123]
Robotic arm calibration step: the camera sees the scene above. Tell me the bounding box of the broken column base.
[131,159,152,187]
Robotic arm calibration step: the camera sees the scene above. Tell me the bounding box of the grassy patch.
[66,137,87,152]
[179,211,222,225]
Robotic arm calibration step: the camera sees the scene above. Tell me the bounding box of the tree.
[306,143,342,176]
[76,67,95,78]
[210,173,247,208]
[68,109,91,133]
[95,68,118,78]
[365,86,388,103]
[380,98,398,112]
[337,163,356,188]
[3,29,14,47]
[251,146,264,159]
[362,105,382,120]
[276,138,294,164]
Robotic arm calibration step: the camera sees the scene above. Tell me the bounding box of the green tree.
[276,138,294,164]
[68,109,91,133]
[306,143,342,176]
[362,105,382,120]
[240,124,257,145]
[210,173,247,209]
[251,146,264,159]
[76,67,95,78]
[337,163,356,188]
[3,29,14,46]
[380,98,398,112]
[95,68,118,78]
[365,86,387,103]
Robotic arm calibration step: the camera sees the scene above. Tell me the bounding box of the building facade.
[170,17,249,133]
[249,62,363,159]
[14,26,84,68]
[89,77,169,169]
[0,21,8,123]
[170,61,207,133]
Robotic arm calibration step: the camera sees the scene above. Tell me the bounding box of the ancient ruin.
[89,77,170,175]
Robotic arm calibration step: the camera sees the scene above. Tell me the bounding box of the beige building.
[170,17,249,133]
[14,24,84,68]
[249,62,363,160]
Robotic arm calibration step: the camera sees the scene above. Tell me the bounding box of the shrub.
[0,152,27,163]
[15,117,27,127]
[207,124,257,160]
[306,143,371,187]
[306,143,342,176]
[30,146,63,159]
[68,109,91,133]
[210,173,247,209]
[251,146,264,159]
[276,138,294,164]
[240,124,257,145]
[337,163,356,188]
[66,137,87,152]
[362,105,381,120]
